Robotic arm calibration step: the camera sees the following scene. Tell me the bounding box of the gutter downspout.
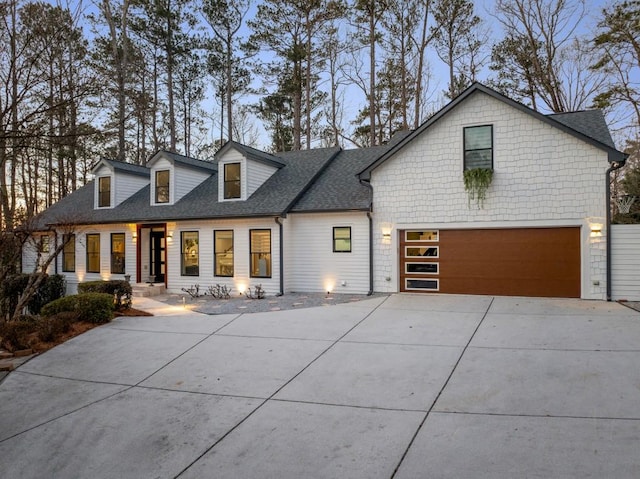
[606,160,626,301]
[359,179,374,296]
[275,217,284,296]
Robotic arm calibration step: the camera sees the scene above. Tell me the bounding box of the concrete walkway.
[1,294,640,478]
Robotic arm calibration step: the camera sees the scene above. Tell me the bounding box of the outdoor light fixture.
[132,233,138,241]
[590,224,603,234]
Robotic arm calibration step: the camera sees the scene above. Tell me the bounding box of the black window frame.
[86,233,100,273]
[110,233,126,274]
[62,234,75,272]
[463,125,493,170]
[181,231,200,276]
[98,176,111,207]
[250,229,271,278]
[214,230,234,277]
[224,163,241,199]
[155,170,170,203]
[333,226,352,253]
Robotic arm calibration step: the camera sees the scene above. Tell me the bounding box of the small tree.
[1,217,81,322]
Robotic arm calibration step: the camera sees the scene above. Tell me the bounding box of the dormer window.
[224,163,241,199]
[155,170,170,203]
[98,176,111,207]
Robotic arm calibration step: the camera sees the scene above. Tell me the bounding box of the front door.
[149,231,166,283]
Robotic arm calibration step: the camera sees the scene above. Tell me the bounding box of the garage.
[399,228,581,298]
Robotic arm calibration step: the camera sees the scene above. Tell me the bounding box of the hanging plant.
[463,168,493,208]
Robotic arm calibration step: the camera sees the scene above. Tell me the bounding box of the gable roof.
[548,110,616,149]
[92,159,150,178]
[148,150,217,173]
[358,82,626,180]
[216,141,286,168]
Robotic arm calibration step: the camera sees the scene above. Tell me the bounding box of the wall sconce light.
[167,232,173,241]
[381,223,392,241]
[382,232,391,239]
[590,224,602,234]
[132,233,138,242]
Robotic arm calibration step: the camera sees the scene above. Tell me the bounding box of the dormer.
[147,150,216,206]
[215,141,285,202]
[91,159,150,209]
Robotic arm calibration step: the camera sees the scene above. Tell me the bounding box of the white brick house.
[25,84,627,300]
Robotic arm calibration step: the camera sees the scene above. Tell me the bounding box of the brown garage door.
[400,228,581,298]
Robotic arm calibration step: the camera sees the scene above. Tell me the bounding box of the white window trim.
[152,168,173,206]
[405,278,439,291]
[405,262,439,275]
[404,246,439,258]
[96,175,114,209]
[219,159,245,202]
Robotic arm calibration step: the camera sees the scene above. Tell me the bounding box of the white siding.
[612,224,640,301]
[371,91,609,299]
[21,234,54,275]
[285,212,370,294]
[174,165,210,202]
[165,218,281,296]
[45,224,137,295]
[114,173,148,206]
[247,160,278,197]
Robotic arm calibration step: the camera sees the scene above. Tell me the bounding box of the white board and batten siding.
[611,224,640,301]
[166,218,281,297]
[285,212,370,294]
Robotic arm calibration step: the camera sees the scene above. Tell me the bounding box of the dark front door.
[149,231,166,283]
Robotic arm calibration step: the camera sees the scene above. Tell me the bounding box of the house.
[25,83,629,301]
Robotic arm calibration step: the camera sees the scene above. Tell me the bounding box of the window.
[155,170,170,203]
[405,230,438,242]
[333,227,352,253]
[214,230,234,277]
[181,231,199,276]
[111,233,125,274]
[250,229,271,278]
[406,246,439,257]
[98,176,111,207]
[464,125,493,170]
[62,234,75,272]
[40,235,50,253]
[406,279,439,291]
[86,234,100,273]
[224,163,241,199]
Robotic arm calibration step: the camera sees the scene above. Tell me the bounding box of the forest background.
[0,0,638,229]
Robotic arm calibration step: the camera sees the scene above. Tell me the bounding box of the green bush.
[41,293,114,324]
[78,280,132,310]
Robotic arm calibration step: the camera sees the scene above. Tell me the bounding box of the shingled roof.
[32,146,343,228]
[548,110,617,149]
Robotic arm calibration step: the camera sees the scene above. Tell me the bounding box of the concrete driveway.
[1,294,640,478]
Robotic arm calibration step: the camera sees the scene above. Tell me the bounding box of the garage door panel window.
[405,230,438,242]
[406,279,439,291]
[406,246,439,257]
[464,125,493,170]
[406,263,438,274]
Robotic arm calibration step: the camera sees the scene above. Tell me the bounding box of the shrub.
[0,316,37,351]
[78,280,132,310]
[36,313,74,342]
[41,293,114,324]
